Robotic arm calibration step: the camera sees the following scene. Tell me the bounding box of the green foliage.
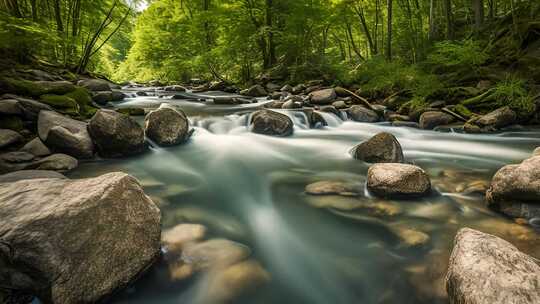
[493,77,535,117]
[427,40,489,70]
[0,12,59,63]
[348,57,442,98]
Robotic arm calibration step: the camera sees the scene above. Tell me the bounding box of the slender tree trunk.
[354,5,377,55]
[4,0,22,17]
[265,0,276,68]
[473,0,484,32]
[346,21,364,60]
[444,0,453,39]
[30,0,37,20]
[386,0,393,61]
[429,0,436,40]
[53,0,63,32]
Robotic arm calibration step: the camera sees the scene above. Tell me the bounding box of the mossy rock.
[39,94,80,115]
[65,87,93,108]
[0,78,76,97]
[451,104,474,119]
[0,115,24,131]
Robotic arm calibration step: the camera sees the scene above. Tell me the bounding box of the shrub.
[427,40,488,70]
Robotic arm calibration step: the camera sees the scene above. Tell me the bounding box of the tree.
[387,0,393,61]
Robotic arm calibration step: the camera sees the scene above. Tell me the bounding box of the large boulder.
[241,85,267,97]
[31,153,78,172]
[88,109,146,158]
[367,163,431,198]
[419,111,455,130]
[77,79,111,91]
[0,129,22,149]
[1,79,75,97]
[0,172,161,304]
[486,156,540,219]
[464,106,517,133]
[2,95,53,120]
[309,88,337,105]
[446,228,540,304]
[250,110,294,137]
[351,132,404,163]
[348,105,379,122]
[144,104,193,146]
[38,111,94,159]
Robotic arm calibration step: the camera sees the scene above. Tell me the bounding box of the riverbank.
[1,67,540,304]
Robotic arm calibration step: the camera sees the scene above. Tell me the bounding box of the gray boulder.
[352,132,404,163]
[309,88,337,105]
[0,99,22,115]
[0,129,22,149]
[2,95,52,120]
[367,163,431,198]
[281,84,293,92]
[348,105,379,122]
[88,109,146,158]
[446,228,540,304]
[144,104,193,146]
[0,172,161,304]
[20,137,52,157]
[31,153,78,172]
[419,111,455,130]
[464,107,517,133]
[486,156,540,219]
[38,111,94,159]
[241,85,267,97]
[250,110,293,137]
[91,91,113,105]
[77,79,111,91]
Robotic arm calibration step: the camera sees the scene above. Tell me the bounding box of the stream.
[69,91,540,304]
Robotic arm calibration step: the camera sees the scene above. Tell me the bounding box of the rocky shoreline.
[1,70,540,303]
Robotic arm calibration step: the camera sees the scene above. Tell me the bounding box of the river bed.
[69,93,540,304]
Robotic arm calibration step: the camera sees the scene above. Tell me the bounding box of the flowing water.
[69,92,540,304]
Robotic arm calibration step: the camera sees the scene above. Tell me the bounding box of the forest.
[1,0,540,304]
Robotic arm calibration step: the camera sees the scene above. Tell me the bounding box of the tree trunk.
[4,0,22,17]
[444,0,453,39]
[30,0,37,21]
[53,0,63,33]
[473,0,484,32]
[429,0,436,40]
[265,0,276,68]
[354,4,377,55]
[386,0,393,61]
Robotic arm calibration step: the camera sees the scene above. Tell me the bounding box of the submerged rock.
[144,104,193,146]
[446,228,540,304]
[305,181,361,196]
[367,163,431,198]
[0,172,161,304]
[348,105,379,122]
[309,88,337,105]
[250,110,294,137]
[37,111,94,159]
[88,109,146,158]
[162,224,207,253]
[351,132,404,163]
[419,111,454,130]
[486,156,540,219]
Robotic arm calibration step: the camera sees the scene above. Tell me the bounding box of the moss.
[452,104,474,119]
[65,87,92,107]
[0,78,75,97]
[40,94,80,113]
[0,115,24,131]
